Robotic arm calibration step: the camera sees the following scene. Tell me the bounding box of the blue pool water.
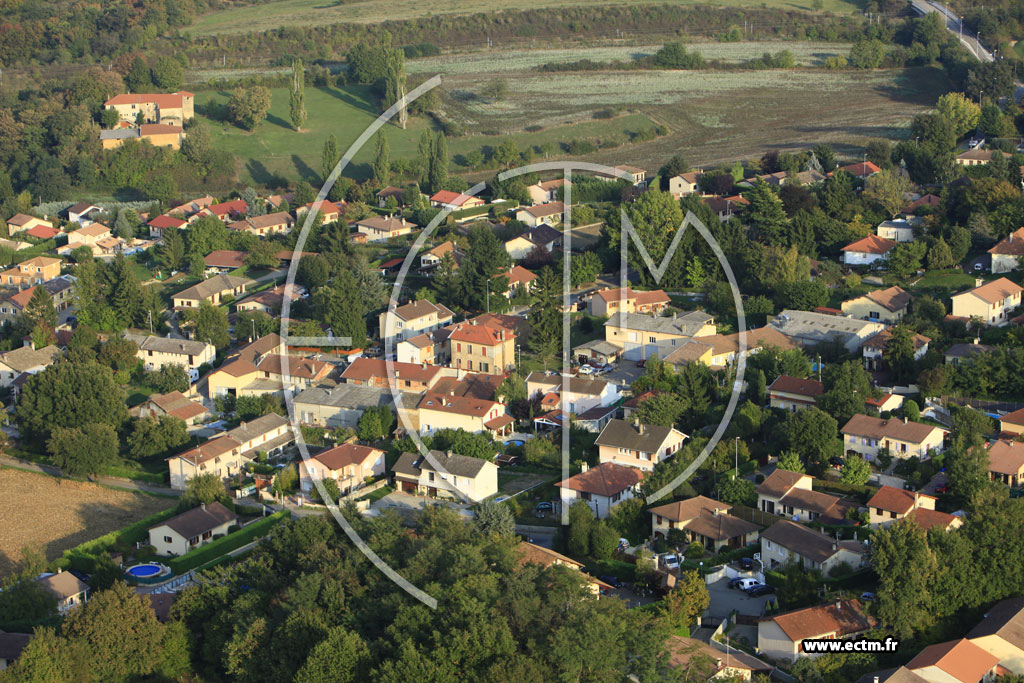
[126,563,162,578]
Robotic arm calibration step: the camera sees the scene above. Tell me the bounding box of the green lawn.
[167,511,289,574]
[907,270,978,297]
[196,85,656,186]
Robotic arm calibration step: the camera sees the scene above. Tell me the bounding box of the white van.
[734,578,759,591]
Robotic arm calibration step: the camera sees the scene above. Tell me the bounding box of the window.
[428,472,435,482]
[649,336,656,344]
[164,536,172,543]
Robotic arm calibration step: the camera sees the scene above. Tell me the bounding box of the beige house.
[0,256,62,287]
[416,392,511,437]
[135,391,209,425]
[379,299,454,345]
[515,202,564,228]
[99,124,184,150]
[668,171,701,197]
[295,200,342,224]
[557,462,644,519]
[37,571,89,615]
[951,277,1024,326]
[862,329,930,373]
[125,334,215,374]
[167,413,294,489]
[988,439,1024,487]
[595,419,687,471]
[429,190,485,211]
[767,375,824,412]
[648,496,760,552]
[104,91,195,124]
[755,468,848,524]
[1000,408,1024,437]
[596,164,647,187]
[0,630,31,670]
[757,599,874,663]
[525,372,620,414]
[876,219,916,243]
[65,223,113,256]
[392,449,498,502]
[841,414,945,461]
[0,345,61,388]
[526,179,567,205]
[148,502,236,557]
[956,148,1012,166]
[298,443,385,496]
[354,215,416,242]
[420,241,463,270]
[207,334,330,398]
[173,274,254,309]
[516,541,613,596]
[227,211,294,238]
[604,311,716,361]
[841,286,912,323]
[5,214,53,235]
[293,384,391,430]
[341,357,443,393]
[504,224,562,260]
[588,287,670,317]
[760,520,867,574]
[968,597,1024,676]
[0,279,72,324]
[449,319,515,375]
[906,639,1000,682]
[866,485,937,527]
[989,227,1024,274]
[665,636,772,680]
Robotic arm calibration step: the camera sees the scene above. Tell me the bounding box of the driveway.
[602,362,644,388]
[705,575,773,619]
[367,490,473,518]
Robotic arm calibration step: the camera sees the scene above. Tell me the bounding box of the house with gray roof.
[604,311,717,361]
[595,419,687,471]
[148,501,237,557]
[768,310,886,353]
[293,384,394,429]
[392,449,498,502]
[172,274,254,308]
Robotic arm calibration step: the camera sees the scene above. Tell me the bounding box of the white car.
[578,364,595,375]
[662,554,680,570]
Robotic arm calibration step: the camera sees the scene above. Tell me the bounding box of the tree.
[289,58,306,131]
[523,436,558,466]
[151,56,184,91]
[181,301,231,349]
[151,364,189,393]
[785,408,840,473]
[127,415,189,460]
[427,131,449,193]
[658,154,688,191]
[294,626,372,683]
[23,284,57,333]
[904,400,920,422]
[528,266,561,367]
[126,56,152,92]
[936,92,981,139]
[717,476,756,507]
[48,423,119,477]
[657,570,709,631]
[114,209,136,240]
[313,271,367,350]
[156,228,185,273]
[777,450,805,474]
[886,241,926,279]
[474,499,515,537]
[635,393,686,428]
[743,179,789,246]
[927,238,954,270]
[872,518,937,637]
[883,325,917,384]
[17,361,127,441]
[567,499,595,556]
[321,133,339,183]
[819,361,875,424]
[373,130,390,187]
[357,405,394,441]
[590,520,618,560]
[947,439,991,509]
[227,86,272,130]
[864,168,912,217]
[849,39,886,69]
[840,455,871,485]
[244,239,280,270]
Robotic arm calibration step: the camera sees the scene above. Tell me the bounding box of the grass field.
[0,468,175,576]
[186,0,863,36]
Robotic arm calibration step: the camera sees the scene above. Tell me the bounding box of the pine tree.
[114,210,135,240]
[321,134,339,184]
[433,252,460,308]
[373,130,390,187]
[109,254,144,329]
[24,284,57,330]
[157,228,185,273]
[529,266,562,368]
[427,131,448,193]
[383,43,407,129]
[289,58,307,131]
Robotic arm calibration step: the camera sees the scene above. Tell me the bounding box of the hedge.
[167,511,289,575]
[814,478,877,502]
[55,506,181,572]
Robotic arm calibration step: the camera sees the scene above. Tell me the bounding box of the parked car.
[745,584,776,597]
[635,359,646,368]
[618,538,630,551]
[861,591,876,601]
[829,456,845,469]
[974,262,984,272]
[579,364,595,375]
[733,578,759,591]
[740,557,754,571]
[598,575,622,588]
[662,554,680,571]
[728,577,748,589]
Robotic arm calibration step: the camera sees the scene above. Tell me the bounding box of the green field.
[186,0,863,37]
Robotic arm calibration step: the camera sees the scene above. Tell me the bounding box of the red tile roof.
[105,92,192,108]
[770,599,874,642]
[342,357,440,384]
[1001,408,1024,427]
[417,392,502,418]
[767,374,824,398]
[25,225,60,240]
[204,250,246,269]
[557,462,644,497]
[907,638,998,681]
[905,507,959,532]
[312,443,383,471]
[836,161,881,177]
[148,215,186,229]
[449,321,513,346]
[842,235,897,255]
[430,190,481,207]
[866,485,935,515]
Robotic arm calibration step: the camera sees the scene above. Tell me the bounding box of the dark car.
[740,557,754,570]
[635,359,646,368]
[744,584,776,597]
[829,456,845,469]
[598,575,622,588]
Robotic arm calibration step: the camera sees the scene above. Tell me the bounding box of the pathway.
[0,453,181,497]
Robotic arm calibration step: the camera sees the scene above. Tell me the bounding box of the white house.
[557,462,644,519]
[841,235,897,266]
[148,502,237,557]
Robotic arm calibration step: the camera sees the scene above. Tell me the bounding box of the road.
[0,453,181,496]
[910,0,994,62]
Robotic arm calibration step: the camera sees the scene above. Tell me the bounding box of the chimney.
[903,416,908,424]
[638,423,645,435]
[581,462,589,473]
[421,362,427,369]
[201,503,206,511]
[446,450,453,458]
[973,337,981,345]
[976,278,984,288]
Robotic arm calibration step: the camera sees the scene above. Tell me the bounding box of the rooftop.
[595,419,684,453]
[158,502,236,539]
[866,485,935,515]
[312,443,383,471]
[953,277,1023,305]
[768,598,874,642]
[392,449,491,479]
[605,310,714,337]
[557,462,644,497]
[761,519,864,565]
[906,638,998,681]
[841,414,942,445]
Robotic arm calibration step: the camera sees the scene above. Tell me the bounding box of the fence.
[728,504,782,528]
[943,395,1024,415]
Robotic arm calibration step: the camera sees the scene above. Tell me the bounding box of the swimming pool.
[124,562,172,584]
[126,564,162,578]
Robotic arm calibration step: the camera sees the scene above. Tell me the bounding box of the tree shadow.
[246,160,289,189]
[266,113,293,130]
[291,155,320,183]
[316,86,377,115]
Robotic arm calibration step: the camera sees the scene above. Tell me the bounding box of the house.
[841,414,945,461]
[665,636,772,681]
[841,235,897,266]
[147,214,187,238]
[767,375,824,412]
[207,334,331,398]
[595,164,647,187]
[906,507,962,532]
[227,211,294,238]
[295,200,343,224]
[293,384,391,429]
[877,219,916,243]
[663,326,800,371]
[595,419,687,471]
[951,278,1024,326]
[841,286,912,323]
[668,171,701,197]
[906,639,1000,682]
[353,215,416,242]
[503,224,562,260]
[956,148,1013,166]
[37,571,89,615]
[198,199,246,223]
[448,319,515,375]
[99,124,184,150]
[0,237,33,251]
[988,227,1024,274]
[235,285,301,315]
[1000,408,1024,437]
[420,241,463,270]
[64,223,113,257]
[397,328,449,365]
[148,502,236,557]
[865,393,905,414]
[862,329,930,373]
[23,224,60,241]
[0,279,73,322]
[392,449,498,502]
[172,274,255,308]
[104,91,195,124]
[429,190,485,211]
[761,519,868,574]
[604,311,716,361]
[835,161,881,178]
[0,345,61,388]
[501,265,537,297]
[135,391,209,425]
[298,443,385,496]
[167,413,294,489]
[375,185,405,207]
[757,599,875,662]
[378,299,454,345]
[944,340,994,365]
[341,357,442,392]
[572,339,624,366]
[703,195,749,221]
[417,392,512,438]
[0,630,31,671]
[866,486,937,526]
[525,372,620,414]
[66,202,100,226]
[557,462,644,519]
[515,202,564,228]
[516,542,613,595]
[768,310,885,353]
[5,214,52,236]
[169,196,215,218]
[527,178,567,205]
[588,286,670,317]
[967,597,1024,675]
[987,439,1024,487]
[648,496,760,552]
[125,334,215,374]
[0,256,62,287]
[756,468,848,523]
[902,194,941,214]
[203,250,246,274]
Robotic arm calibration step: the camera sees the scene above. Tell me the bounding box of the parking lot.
[706,574,775,619]
[600,361,645,387]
